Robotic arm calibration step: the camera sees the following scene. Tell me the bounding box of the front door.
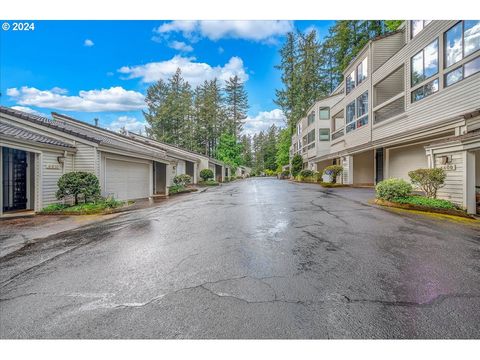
[375,148,384,184]
[2,147,28,212]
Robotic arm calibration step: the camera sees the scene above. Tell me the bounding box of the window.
[465,56,480,77]
[411,20,432,38]
[445,56,480,87]
[357,57,368,84]
[356,91,368,129]
[411,39,438,86]
[319,107,330,120]
[307,129,315,144]
[411,78,439,102]
[307,111,315,125]
[346,70,356,94]
[445,21,480,68]
[345,92,369,133]
[319,129,330,141]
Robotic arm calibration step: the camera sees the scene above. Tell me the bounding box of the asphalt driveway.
[1,178,479,339]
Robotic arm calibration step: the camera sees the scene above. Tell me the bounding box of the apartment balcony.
[373,65,406,125]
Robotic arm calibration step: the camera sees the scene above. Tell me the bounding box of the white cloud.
[7,86,145,112]
[118,55,248,86]
[154,20,293,43]
[243,109,286,136]
[169,40,193,52]
[84,39,94,47]
[10,106,49,117]
[107,116,148,135]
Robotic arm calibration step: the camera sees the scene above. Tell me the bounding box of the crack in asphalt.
[342,293,480,308]
[309,200,348,225]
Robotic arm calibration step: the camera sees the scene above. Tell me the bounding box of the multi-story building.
[291,20,480,214]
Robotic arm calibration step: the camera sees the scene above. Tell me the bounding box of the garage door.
[105,158,150,200]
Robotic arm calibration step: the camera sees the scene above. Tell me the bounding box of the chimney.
[94,118,99,127]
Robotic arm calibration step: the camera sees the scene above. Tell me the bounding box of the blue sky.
[0,20,334,135]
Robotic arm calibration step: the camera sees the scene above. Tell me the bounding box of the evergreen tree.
[275,128,291,169]
[217,133,243,172]
[240,134,253,167]
[225,75,249,138]
[144,68,192,146]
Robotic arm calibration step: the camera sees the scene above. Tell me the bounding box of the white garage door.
[105,158,150,200]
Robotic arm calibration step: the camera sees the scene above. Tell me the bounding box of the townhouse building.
[1,106,231,216]
[291,20,480,214]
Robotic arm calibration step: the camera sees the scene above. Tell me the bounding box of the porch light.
[57,156,65,164]
[438,155,451,165]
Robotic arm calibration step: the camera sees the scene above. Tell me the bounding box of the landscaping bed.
[374,197,472,219]
[168,185,199,195]
[198,180,220,186]
[39,199,134,215]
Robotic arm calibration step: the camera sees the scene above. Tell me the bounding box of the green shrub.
[408,168,446,198]
[299,169,314,178]
[291,154,303,177]
[393,195,457,210]
[41,198,126,214]
[200,168,214,181]
[56,172,101,204]
[173,174,192,187]
[323,165,343,183]
[281,170,290,177]
[375,178,413,201]
[265,169,278,177]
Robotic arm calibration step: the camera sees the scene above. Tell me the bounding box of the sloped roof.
[0,121,75,148]
[0,106,101,143]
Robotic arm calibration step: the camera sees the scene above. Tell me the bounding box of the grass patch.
[40,199,130,215]
[199,180,220,186]
[392,195,457,210]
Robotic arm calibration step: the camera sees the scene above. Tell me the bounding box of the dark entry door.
[2,148,28,212]
[375,148,384,184]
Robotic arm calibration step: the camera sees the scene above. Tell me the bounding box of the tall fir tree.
[224,75,249,138]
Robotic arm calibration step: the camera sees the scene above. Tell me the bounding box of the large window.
[307,111,315,125]
[411,78,439,103]
[345,91,369,133]
[357,57,368,84]
[319,107,330,120]
[445,56,480,87]
[307,129,315,144]
[319,129,330,141]
[356,91,369,128]
[445,21,480,68]
[346,70,356,94]
[346,101,356,133]
[411,39,439,86]
[411,20,432,38]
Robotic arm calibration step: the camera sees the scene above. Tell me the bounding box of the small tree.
[408,168,446,198]
[291,154,303,177]
[56,172,100,205]
[323,165,343,183]
[200,168,214,181]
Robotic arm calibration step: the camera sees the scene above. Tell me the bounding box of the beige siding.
[42,150,67,206]
[387,143,428,182]
[372,31,406,72]
[435,152,464,206]
[73,142,97,173]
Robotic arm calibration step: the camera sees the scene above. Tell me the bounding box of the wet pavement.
[1,178,479,339]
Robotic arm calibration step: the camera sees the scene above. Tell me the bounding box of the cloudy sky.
[1,20,333,135]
